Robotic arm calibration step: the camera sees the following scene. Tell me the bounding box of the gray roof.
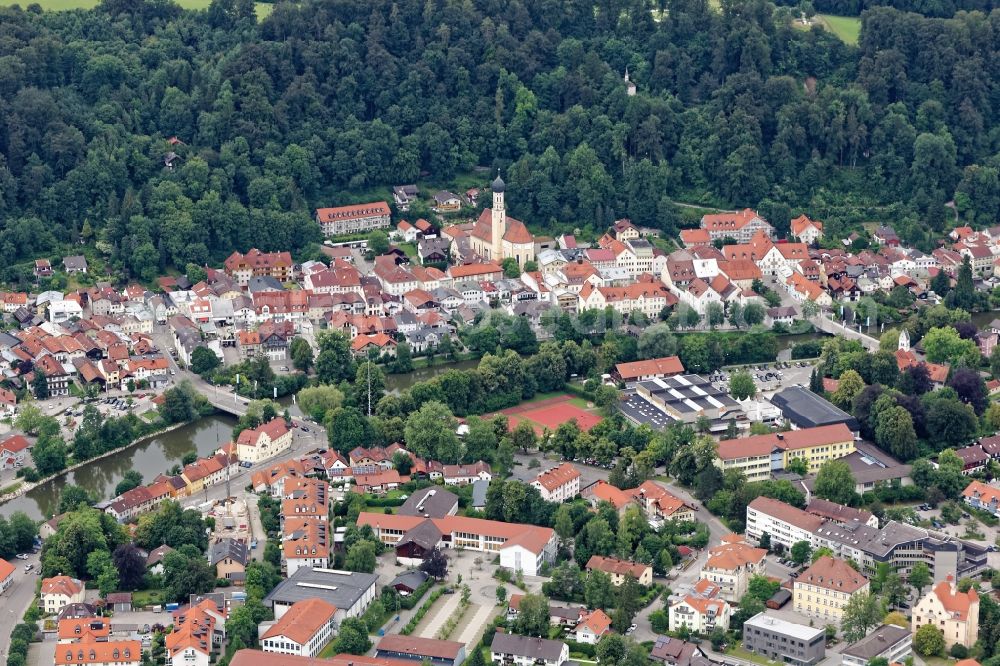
[812,519,929,559]
[491,632,565,662]
[398,487,458,518]
[63,255,87,270]
[264,567,379,611]
[841,625,911,660]
[248,276,285,293]
[389,570,429,591]
[398,520,443,551]
[771,386,859,430]
[637,375,740,415]
[471,478,489,507]
[209,538,248,567]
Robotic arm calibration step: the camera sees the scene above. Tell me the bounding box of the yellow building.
[235,418,293,464]
[715,423,856,481]
[793,556,869,622]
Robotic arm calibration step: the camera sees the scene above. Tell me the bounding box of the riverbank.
[1,413,236,521]
[0,420,188,507]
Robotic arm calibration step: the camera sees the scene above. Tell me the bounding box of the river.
[4,414,236,522]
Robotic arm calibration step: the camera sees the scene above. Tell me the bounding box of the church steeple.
[491,170,506,260]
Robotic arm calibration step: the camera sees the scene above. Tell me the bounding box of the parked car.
[15,553,28,561]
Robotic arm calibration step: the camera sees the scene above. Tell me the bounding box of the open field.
[3,0,275,18]
[793,13,862,45]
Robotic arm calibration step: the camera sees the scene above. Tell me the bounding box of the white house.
[259,599,336,658]
[531,463,581,503]
[491,633,568,666]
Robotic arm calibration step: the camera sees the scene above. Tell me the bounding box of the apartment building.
[699,534,767,602]
[669,579,731,633]
[792,556,870,622]
[743,613,825,666]
[315,202,391,236]
[746,496,824,551]
[235,418,292,464]
[41,576,86,615]
[55,641,141,666]
[490,632,568,666]
[585,555,653,586]
[532,462,581,503]
[962,480,1000,517]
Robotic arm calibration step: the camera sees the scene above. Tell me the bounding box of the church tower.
[898,328,910,352]
[491,171,506,261]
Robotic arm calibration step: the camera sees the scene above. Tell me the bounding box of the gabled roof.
[261,599,336,645]
[533,462,581,492]
[796,556,868,593]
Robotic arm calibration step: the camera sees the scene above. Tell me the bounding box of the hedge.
[365,497,407,508]
[399,579,435,610]
[400,588,445,635]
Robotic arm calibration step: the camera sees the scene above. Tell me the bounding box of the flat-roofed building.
[841,625,912,666]
[633,374,741,425]
[743,613,825,666]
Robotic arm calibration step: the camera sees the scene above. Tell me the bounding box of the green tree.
[790,540,812,565]
[163,548,217,602]
[514,593,550,637]
[315,331,356,385]
[913,623,945,657]
[296,385,343,422]
[908,562,931,596]
[289,337,314,373]
[814,460,857,505]
[840,592,884,642]
[32,369,49,399]
[114,471,143,497]
[190,346,220,375]
[832,370,864,410]
[502,257,521,277]
[345,540,377,573]
[58,485,96,513]
[32,433,67,475]
[729,370,757,400]
[333,617,371,655]
[404,401,463,463]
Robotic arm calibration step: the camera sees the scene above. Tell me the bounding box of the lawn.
[2,0,275,18]
[0,481,22,495]
[818,14,861,44]
[725,645,781,666]
[397,242,418,259]
[131,588,167,608]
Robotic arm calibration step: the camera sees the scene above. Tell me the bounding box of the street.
[0,549,42,663]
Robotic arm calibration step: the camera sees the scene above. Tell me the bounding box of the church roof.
[504,219,533,244]
[472,209,533,245]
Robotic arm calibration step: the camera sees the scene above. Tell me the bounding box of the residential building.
[841,625,912,666]
[0,558,13,594]
[629,480,695,525]
[699,535,767,602]
[743,613,825,666]
[745,496,824,551]
[490,632,568,666]
[650,637,712,666]
[912,576,979,650]
[356,513,556,576]
[260,599,336,658]
[41,576,86,614]
[963,480,1000,516]
[63,255,88,274]
[532,463,581,503]
[574,609,613,644]
[791,215,823,244]
[282,518,329,576]
[315,202,391,236]
[235,419,292,464]
[442,461,492,485]
[714,424,856,482]
[585,555,653,586]
[669,579,732,633]
[264,568,378,624]
[375,635,466,666]
[166,600,223,666]
[55,641,141,666]
[700,209,774,244]
[57,617,111,643]
[209,539,248,583]
[0,434,31,470]
[805,499,877,528]
[792,556,870,622]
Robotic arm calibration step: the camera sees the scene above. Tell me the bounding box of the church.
[468,173,535,268]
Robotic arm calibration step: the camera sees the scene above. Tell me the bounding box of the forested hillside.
[0,0,998,284]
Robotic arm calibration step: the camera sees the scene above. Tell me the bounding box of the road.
[0,549,42,662]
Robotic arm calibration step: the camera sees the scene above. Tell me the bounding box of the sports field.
[495,394,603,435]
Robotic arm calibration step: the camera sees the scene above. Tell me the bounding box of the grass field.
[818,14,861,44]
[3,0,275,18]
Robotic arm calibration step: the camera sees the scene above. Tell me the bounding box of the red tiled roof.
[261,599,336,644]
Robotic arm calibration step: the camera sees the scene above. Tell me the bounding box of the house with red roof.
[669,578,732,632]
[0,434,31,469]
[0,558,14,594]
[315,202,391,237]
[701,209,774,243]
[235,418,292,465]
[586,555,653,586]
[260,599,337,658]
[912,576,979,650]
[791,215,824,244]
[574,609,612,644]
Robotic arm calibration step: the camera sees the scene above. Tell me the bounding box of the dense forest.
[0,0,999,284]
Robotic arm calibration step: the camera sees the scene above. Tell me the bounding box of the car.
[24,564,33,573]
[789,571,798,578]
[15,553,28,560]
[962,512,971,519]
